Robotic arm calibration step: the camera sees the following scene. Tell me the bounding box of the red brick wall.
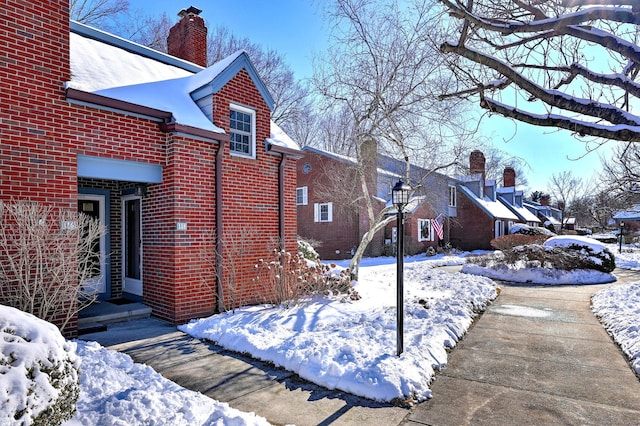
[297,151,360,259]
[403,202,439,255]
[449,191,494,250]
[208,69,297,311]
[1,1,297,332]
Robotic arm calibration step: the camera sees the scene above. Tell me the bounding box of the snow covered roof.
[69,21,199,92]
[613,205,640,221]
[457,185,519,220]
[266,122,302,154]
[67,21,299,151]
[497,195,541,224]
[301,146,404,179]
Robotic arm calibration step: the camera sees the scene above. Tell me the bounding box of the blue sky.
[126,0,609,194]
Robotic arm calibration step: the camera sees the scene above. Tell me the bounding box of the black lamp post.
[619,221,625,253]
[392,179,410,357]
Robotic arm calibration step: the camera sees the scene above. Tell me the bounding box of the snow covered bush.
[253,250,357,307]
[544,236,615,273]
[297,238,319,261]
[469,236,615,273]
[509,223,555,237]
[0,304,80,425]
[490,234,549,251]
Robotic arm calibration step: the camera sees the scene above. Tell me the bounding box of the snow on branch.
[441,0,640,35]
[480,97,640,141]
[440,42,640,127]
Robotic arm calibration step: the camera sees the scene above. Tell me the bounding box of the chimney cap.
[178,6,202,17]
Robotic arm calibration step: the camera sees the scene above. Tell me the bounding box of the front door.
[122,196,142,296]
[78,195,107,295]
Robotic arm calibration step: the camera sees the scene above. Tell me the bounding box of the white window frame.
[229,103,256,159]
[314,202,333,222]
[296,187,308,206]
[448,185,457,207]
[494,220,505,239]
[418,218,434,242]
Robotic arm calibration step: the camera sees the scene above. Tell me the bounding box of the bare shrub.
[201,228,258,312]
[490,234,550,251]
[253,249,358,307]
[0,201,105,332]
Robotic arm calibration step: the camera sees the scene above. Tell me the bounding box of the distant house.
[384,196,443,256]
[613,206,640,232]
[1,3,300,336]
[297,145,455,259]
[496,167,541,229]
[449,151,520,250]
[524,196,563,232]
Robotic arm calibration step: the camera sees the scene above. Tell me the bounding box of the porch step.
[78,300,152,335]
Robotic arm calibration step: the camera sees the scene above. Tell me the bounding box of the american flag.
[432,214,444,240]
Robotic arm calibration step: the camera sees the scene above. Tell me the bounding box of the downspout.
[278,155,286,251]
[215,140,225,312]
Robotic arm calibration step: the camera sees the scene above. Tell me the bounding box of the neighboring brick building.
[296,146,386,259]
[449,151,519,250]
[297,146,456,259]
[0,2,300,336]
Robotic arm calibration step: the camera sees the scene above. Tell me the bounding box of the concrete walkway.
[81,269,640,425]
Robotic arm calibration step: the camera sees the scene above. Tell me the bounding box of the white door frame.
[78,194,107,295]
[122,195,143,296]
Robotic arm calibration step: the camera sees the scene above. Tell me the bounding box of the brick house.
[297,145,456,258]
[0,2,300,336]
[449,151,519,250]
[524,196,563,232]
[296,145,386,259]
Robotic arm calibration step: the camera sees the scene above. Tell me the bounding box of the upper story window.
[448,185,457,207]
[296,187,308,205]
[230,104,256,158]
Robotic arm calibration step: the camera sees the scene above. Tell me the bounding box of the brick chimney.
[469,150,486,184]
[503,166,516,187]
[167,6,207,67]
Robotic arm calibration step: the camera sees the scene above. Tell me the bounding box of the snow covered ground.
[65,341,270,425]
[590,243,640,377]
[180,253,498,403]
[4,247,640,425]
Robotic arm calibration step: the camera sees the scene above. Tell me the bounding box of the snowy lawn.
[592,283,640,376]
[180,253,498,403]
[592,243,640,377]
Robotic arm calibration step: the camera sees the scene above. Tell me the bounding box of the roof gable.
[189,51,274,110]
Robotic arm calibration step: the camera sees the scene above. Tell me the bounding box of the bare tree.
[70,0,129,30]
[438,0,640,143]
[315,0,466,278]
[0,201,106,333]
[548,171,587,229]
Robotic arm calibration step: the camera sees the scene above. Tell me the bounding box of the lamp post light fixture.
[392,179,411,357]
[619,221,625,253]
